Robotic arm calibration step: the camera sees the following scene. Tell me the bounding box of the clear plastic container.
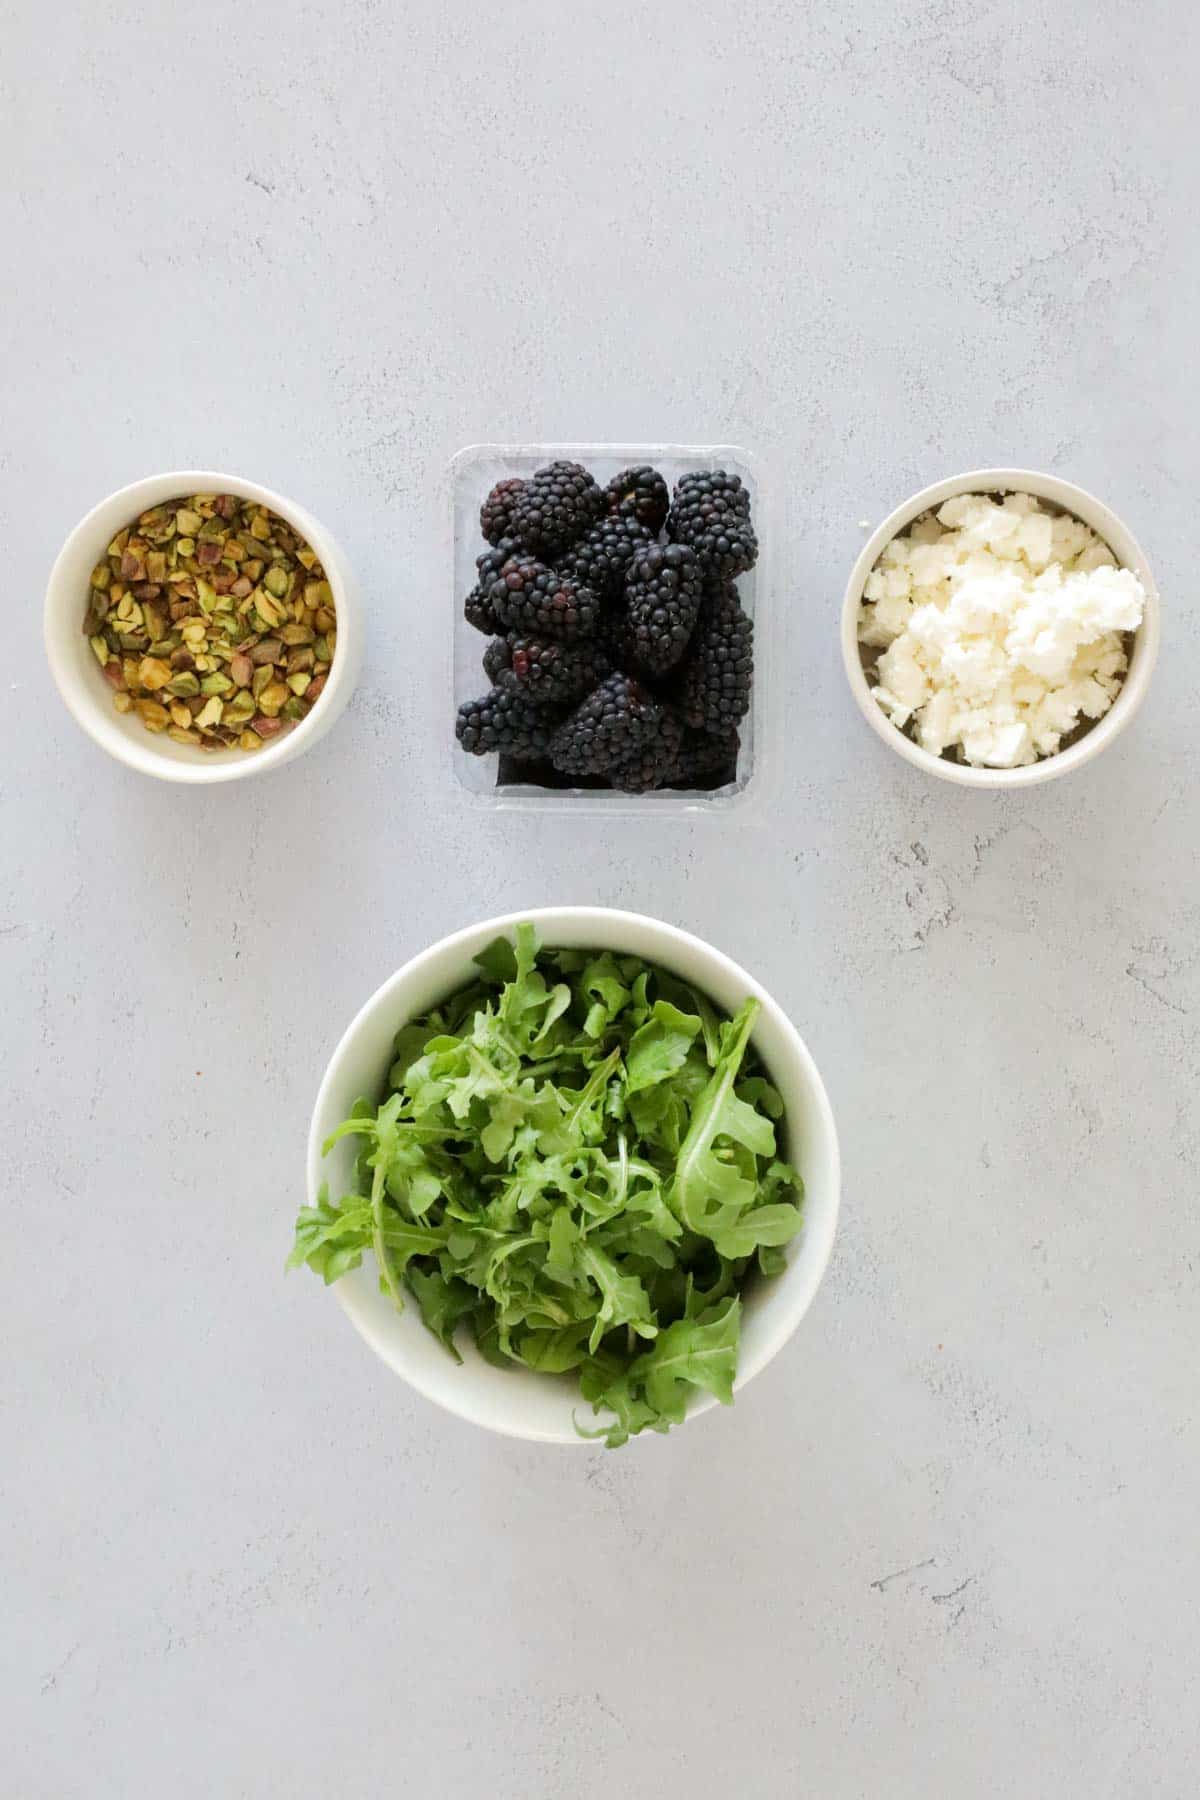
[449,443,768,813]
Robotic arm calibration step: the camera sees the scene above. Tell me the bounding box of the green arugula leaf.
[473,934,518,985]
[578,1298,742,1447]
[626,1000,702,1093]
[407,1265,476,1359]
[673,1000,778,1243]
[287,1184,373,1283]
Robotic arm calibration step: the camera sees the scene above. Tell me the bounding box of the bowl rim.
[840,467,1161,789]
[306,905,841,1445]
[44,468,360,784]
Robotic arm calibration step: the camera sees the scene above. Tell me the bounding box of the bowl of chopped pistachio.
[44,471,361,782]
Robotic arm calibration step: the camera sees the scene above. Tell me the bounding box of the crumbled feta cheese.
[858,493,1145,767]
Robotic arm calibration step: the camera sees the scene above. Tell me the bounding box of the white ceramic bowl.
[307,907,841,1445]
[841,468,1160,789]
[45,471,362,783]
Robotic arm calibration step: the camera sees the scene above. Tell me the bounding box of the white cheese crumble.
[857,493,1145,767]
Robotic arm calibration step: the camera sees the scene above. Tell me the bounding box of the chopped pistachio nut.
[256,680,289,717]
[82,492,335,750]
[135,699,170,731]
[224,690,256,726]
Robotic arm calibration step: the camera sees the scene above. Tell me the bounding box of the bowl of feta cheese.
[841,470,1159,786]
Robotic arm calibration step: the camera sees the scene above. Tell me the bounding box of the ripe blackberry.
[456,688,562,759]
[464,537,519,634]
[480,478,525,547]
[482,637,510,684]
[509,460,604,557]
[465,587,498,635]
[670,726,741,787]
[488,554,601,642]
[680,587,754,730]
[610,709,684,793]
[486,633,615,705]
[550,672,679,783]
[604,464,670,533]
[559,513,656,603]
[667,470,758,576]
[624,542,705,676]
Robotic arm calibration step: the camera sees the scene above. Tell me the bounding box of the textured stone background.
[5,2,1198,1794]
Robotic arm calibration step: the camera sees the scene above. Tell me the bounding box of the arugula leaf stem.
[564,1047,622,1131]
[370,1157,406,1312]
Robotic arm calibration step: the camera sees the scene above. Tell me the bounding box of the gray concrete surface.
[4,2,1199,1794]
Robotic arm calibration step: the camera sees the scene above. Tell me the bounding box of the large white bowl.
[841,468,1160,788]
[307,907,841,1445]
[45,470,362,783]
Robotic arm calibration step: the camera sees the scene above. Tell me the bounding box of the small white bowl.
[841,468,1160,788]
[307,907,841,1445]
[45,471,362,783]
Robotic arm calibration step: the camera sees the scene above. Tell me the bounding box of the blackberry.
[465,586,499,635]
[480,478,525,546]
[624,542,705,676]
[482,636,510,684]
[604,464,670,533]
[680,587,754,730]
[464,537,518,634]
[670,726,741,787]
[667,470,757,575]
[559,512,656,603]
[456,688,562,759]
[549,672,679,784]
[509,460,604,557]
[486,633,615,705]
[488,554,601,642]
[610,709,684,793]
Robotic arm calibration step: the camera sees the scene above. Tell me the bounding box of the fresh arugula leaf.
[577,952,633,1039]
[407,1265,476,1359]
[287,1184,373,1283]
[626,1000,702,1093]
[473,934,518,985]
[673,1000,777,1242]
[577,1298,742,1447]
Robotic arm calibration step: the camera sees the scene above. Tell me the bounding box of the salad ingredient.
[858,492,1146,768]
[560,514,657,601]
[83,493,334,750]
[681,582,755,730]
[459,459,758,794]
[464,538,518,635]
[549,672,682,789]
[673,726,742,785]
[489,556,603,643]
[605,464,671,532]
[666,470,759,577]
[509,460,605,556]
[624,543,705,675]
[480,478,525,546]
[483,633,616,704]
[290,925,803,1446]
[455,688,562,757]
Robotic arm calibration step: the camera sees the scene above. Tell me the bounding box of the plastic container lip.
[448,443,770,815]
